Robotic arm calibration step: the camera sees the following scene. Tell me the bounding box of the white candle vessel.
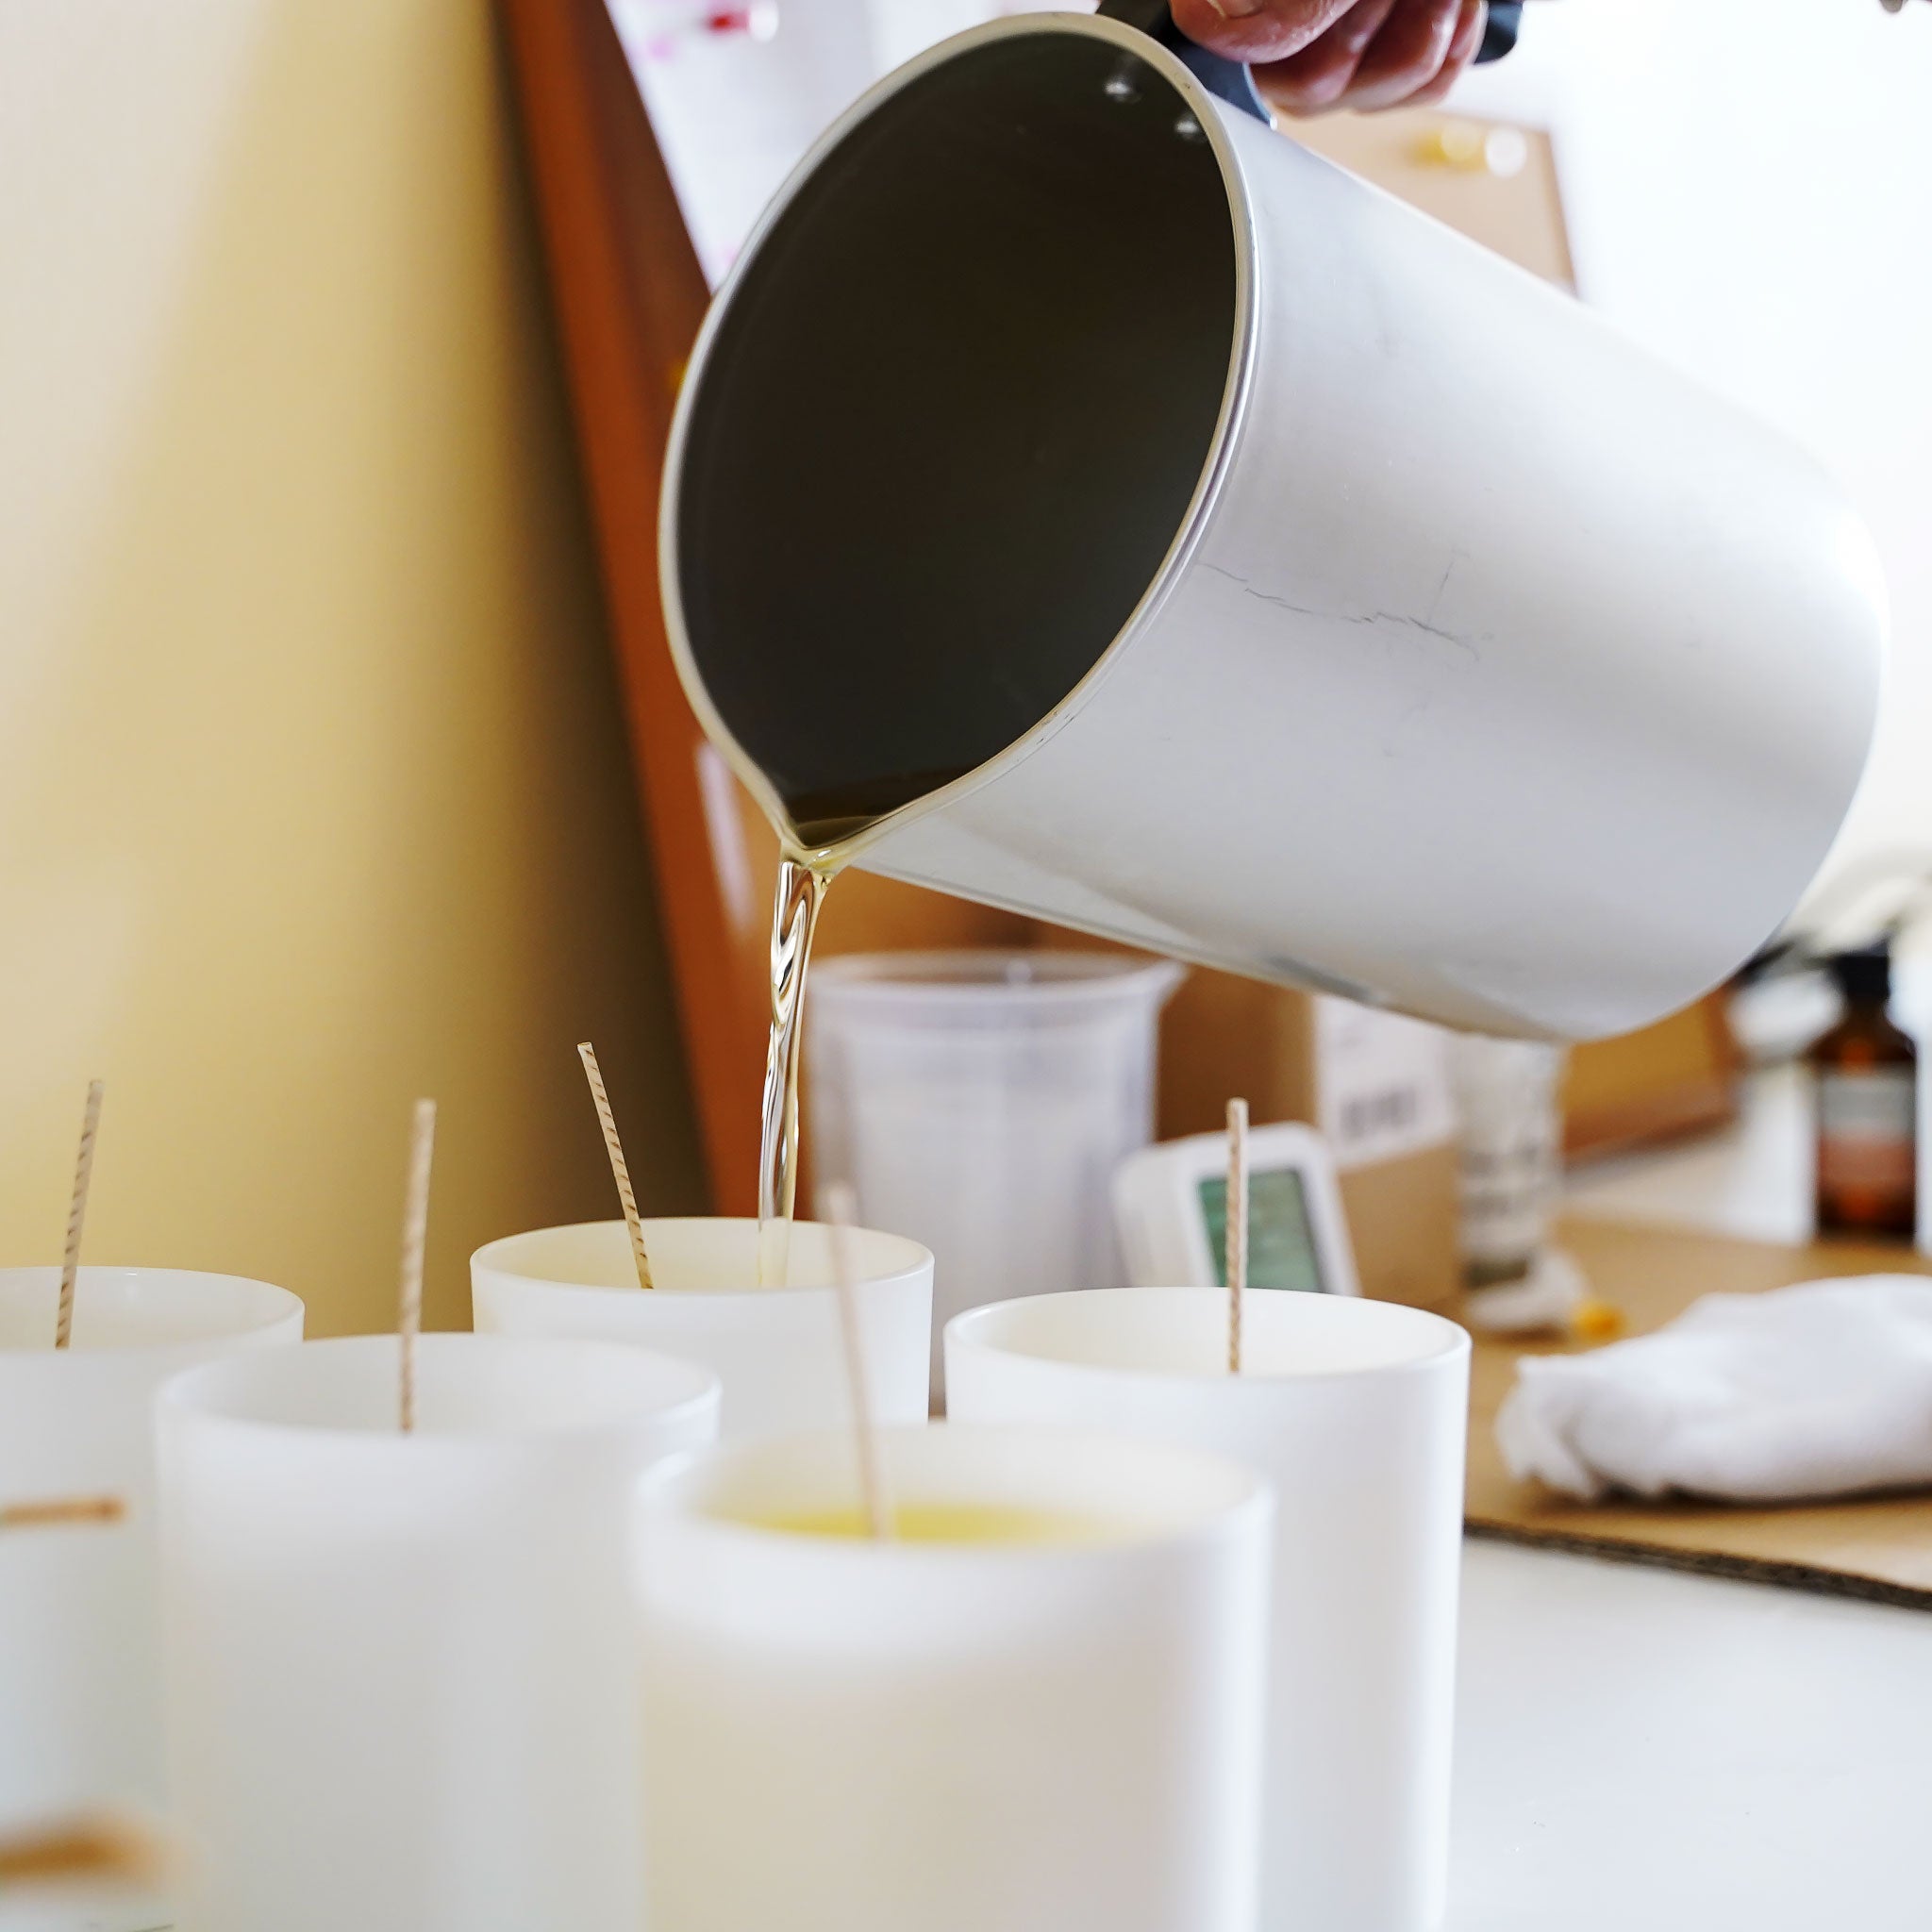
[946,1288,1470,1932]
[634,1421,1274,1932]
[471,1217,932,1437]
[0,1265,302,1903]
[156,1332,718,1932]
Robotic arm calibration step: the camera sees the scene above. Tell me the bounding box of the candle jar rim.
[639,1420,1271,1558]
[472,1217,934,1297]
[158,1331,721,1443]
[0,1265,303,1356]
[946,1286,1470,1388]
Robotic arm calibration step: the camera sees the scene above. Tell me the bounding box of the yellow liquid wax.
[745,1502,1126,1546]
[756,856,834,1289]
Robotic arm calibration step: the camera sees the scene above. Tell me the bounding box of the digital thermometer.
[1112,1123,1360,1297]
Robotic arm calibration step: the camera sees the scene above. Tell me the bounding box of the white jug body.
[661,14,1883,1041]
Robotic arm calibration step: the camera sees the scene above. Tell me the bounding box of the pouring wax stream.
[752,760,1002,1289]
[756,857,831,1288]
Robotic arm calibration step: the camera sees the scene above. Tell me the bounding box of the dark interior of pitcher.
[670,28,1241,847]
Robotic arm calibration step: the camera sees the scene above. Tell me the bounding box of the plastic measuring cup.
[807,950,1182,1401]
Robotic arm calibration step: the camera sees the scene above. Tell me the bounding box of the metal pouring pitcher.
[659,5,1884,1041]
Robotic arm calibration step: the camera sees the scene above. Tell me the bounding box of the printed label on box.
[1315,998,1457,1172]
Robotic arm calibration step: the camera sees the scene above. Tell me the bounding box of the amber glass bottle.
[1812,942,1918,1240]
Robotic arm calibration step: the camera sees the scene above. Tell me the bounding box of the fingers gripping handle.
[1096,0,1519,122]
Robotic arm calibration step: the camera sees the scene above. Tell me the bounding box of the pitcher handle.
[1478,3,1524,61]
[1095,0,1273,122]
[1095,0,1521,126]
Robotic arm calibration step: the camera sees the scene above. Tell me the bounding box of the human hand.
[1170,0,1491,115]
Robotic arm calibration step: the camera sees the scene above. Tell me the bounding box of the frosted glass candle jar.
[635,1423,1273,1932]
[0,1269,302,1848]
[157,1333,719,1932]
[472,1217,932,1437]
[947,1289,1469,1932]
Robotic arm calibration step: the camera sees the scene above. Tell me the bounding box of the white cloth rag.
[1496,1276,1932,1503]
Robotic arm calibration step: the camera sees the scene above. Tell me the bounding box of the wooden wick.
[0,1812,165,1890]
[1226,1097,1249,1375]
[576,1042,654,1290]
[0,1494,126,1531]
[397,1099,437,1434]
[54,1079,105,1350]
[825,1183,891,1541]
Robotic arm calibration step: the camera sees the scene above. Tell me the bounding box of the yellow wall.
[0,0,706,1333]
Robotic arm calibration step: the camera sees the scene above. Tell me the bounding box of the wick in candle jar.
[54,1079,105,1350]
[396,1099,437,1434]
[1226,1097,1249,1375]
[0,1811,166,1890]
[826,1182,892,1541]
[576,1042,654,1290]
[0,1494,126,1531]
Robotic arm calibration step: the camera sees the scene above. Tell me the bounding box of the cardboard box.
[1563,992,1737,1158]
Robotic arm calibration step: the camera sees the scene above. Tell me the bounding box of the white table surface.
[58,1536,1931,1931]
[1451,1539,1932,1930]
[1465,1043,1932,1927]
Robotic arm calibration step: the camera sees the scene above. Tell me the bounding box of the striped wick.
[397,1099,437,1433]
[54,1079,104,1350]
[577,1042,653,1290]
[1227,1096,1249,1375]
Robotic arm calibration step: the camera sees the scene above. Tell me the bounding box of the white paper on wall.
[610,0,1096,287]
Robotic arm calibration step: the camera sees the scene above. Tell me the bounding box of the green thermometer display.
[1197,1170,1325,1294]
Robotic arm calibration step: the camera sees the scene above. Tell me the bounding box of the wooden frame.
[498,0,767,1208]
